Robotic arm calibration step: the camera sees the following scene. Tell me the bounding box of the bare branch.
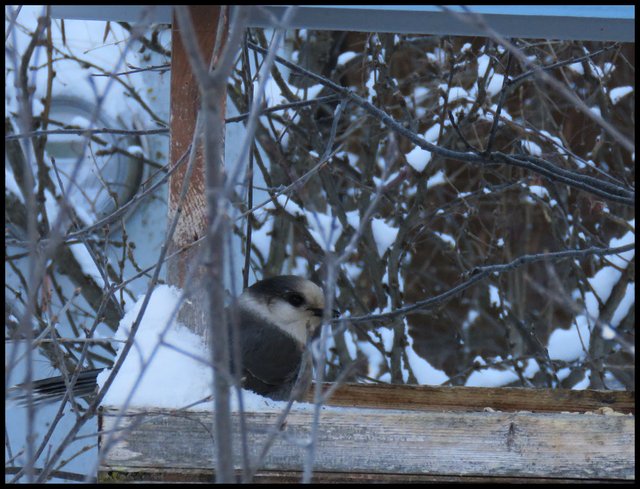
[346,243,634,324]
[247,42,634,207]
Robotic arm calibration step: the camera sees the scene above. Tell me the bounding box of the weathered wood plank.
[98,468,633,484]
[99,404,634,481]
[308,383,635,414]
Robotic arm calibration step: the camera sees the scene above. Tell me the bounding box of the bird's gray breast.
[234,307,304,398]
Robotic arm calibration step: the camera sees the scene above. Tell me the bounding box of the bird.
[233,274,329,400]
[8,275,335,406]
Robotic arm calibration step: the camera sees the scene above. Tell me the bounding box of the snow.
[344,151,360,166]
[405,329,449,385]
[358,336,386,379]
[400,321,449,385]
[588,266,623,305]
[379,326,394,352]
[365,71,376,103]
[572,374,591,390]
[307,212,342,252]
[607,222,635,267]
[69,115,91,128]
[273,194,303,216]
[477,54,492,77]
[413,86,430,103]
[304,83,324,100]
[405,145,432,172]
[342,262,362,282]
[529,185,549,199]
[589,106,602,117]
[480,104,512,122]
[588,62,605,79]
[602,62,615,76]
[427,170,447,189]
[493,104,512,121]
[611,283,634,327]
[521,140,542,156]
[345,209,360,230]
[259,78,279,106]
[43,189,61,224]
[250,217,274,260]
[462,309,479,331]
[485,73,504,97]
[415,106,427,118]
[342,329,358,359]
[97,285,213,409]
[426,48,446,65]
[488,284,500,307]
[5,168,24,201]
[69,243,105,287]
[434,231,455,247]
[547,317,590,361]
[371,218,399,257]
[426,169,446,188]
[465,358,540,387]
[609,86,633,104]
[126,145,145,156]
[271,195,342,252]
[600,324,616,341]
[567,62,584,75]
[556,367,571,381]
[373,170,399,187]
[523,358,540,378]
[441,85,469,104]
[546,222,634,364]
[337,51,357,65]
[424,123,441,143]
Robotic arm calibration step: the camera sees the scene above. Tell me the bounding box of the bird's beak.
[309,308,340,318]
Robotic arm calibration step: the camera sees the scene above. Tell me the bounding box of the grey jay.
[9,275,333,405]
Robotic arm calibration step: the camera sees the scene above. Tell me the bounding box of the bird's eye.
[284,292,305,307]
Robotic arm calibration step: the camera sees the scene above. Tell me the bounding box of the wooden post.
[168,6,227,340]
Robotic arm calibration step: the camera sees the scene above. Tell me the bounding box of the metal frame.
[49,5,635,42]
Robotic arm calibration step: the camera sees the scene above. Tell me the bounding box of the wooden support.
[167,6,227,340]
[98,384,634,482]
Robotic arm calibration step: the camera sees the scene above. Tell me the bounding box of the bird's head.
[239,275,334,345]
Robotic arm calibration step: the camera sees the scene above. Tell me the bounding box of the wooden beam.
[97,468,633,484]
[99,399,634,482]
[306,382,635,414]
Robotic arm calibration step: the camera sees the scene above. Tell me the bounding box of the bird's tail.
[7,368,103,407]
